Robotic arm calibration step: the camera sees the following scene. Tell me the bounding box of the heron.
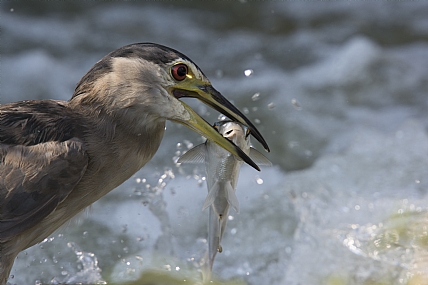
[0,43,269,284]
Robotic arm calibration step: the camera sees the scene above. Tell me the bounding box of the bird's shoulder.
[0,100,83,146]
[0,100,89,241]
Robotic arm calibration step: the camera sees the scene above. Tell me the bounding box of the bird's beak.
[169,80,270,171]
[171,83,270,152]
[173,101,260,171]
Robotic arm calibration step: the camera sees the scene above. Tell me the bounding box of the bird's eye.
[171,64,188,81]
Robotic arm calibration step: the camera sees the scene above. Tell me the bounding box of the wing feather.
[0,138,88,241]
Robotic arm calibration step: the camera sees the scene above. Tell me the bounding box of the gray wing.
[0,138,88,242]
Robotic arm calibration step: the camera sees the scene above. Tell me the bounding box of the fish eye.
[225,130,233,135]
[171,64,188,81]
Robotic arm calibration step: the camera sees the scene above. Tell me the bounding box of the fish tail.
[207,206,221,272]
[201,250,212,283]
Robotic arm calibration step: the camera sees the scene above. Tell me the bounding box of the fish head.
[214,121,251,153]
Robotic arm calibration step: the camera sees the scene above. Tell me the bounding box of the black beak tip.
[204,86,270,152]
[234,144,261,171]
[248,159,261,172]
[261,139,270,152]
[248,126,270,152]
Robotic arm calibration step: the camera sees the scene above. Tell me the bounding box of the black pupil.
[177,66,186,77]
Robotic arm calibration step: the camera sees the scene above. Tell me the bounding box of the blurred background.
[1,2,428,284]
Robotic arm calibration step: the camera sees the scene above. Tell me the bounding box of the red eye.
[171,64,188,81]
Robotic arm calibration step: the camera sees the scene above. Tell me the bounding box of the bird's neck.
[67,96,166,190]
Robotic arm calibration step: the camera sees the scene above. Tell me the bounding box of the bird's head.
[72,43,269,170]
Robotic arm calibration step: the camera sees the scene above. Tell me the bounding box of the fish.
[178,120,271,282]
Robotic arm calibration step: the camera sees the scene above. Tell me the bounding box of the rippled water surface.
[2,2,428,285]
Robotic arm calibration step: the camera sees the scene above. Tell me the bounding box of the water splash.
[341,208,428,283]
[134,169,177,260]
[50,242,105,284]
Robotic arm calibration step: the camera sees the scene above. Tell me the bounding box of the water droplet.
[291,98,302,110]
[175,266,180,271]
[164,264,171,271]
[251,93,260,101]
[135,178,141,183]
[244,69,253,77]
[288,141,299,148]
[228,215,234,221]
[243,107,249,114]
[256,177,264,184]
[183,140,194,149]
[268,102,275,110]
[254,118,261,124]
[231,228,237,235]
[10,8,14,12]
[218,114,227,121]
[215,69,223,78]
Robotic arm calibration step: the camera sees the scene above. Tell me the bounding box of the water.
[1,2,428,284]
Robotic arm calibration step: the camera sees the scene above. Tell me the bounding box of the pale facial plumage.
[87,56,210,127]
